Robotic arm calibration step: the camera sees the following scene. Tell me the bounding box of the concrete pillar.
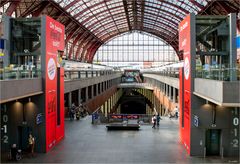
[85,87,88,101]
[173,88,176,103]
[166,84,168,96]
[103,82,106,91]
[99,83,102,93]
[78,89,82,105]
[169,86,172,100]
[68,92,72,108]
[91,85,94,99]
[96,83,98,96]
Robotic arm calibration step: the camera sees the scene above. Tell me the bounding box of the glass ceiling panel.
[53,0,208,42]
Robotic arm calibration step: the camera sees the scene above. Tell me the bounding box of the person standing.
[70,103,76,120]
[28,134,35,157]
[10,144,17,160]
[156,113,162,127]
[174,106,179,119]
[152,115,156,128]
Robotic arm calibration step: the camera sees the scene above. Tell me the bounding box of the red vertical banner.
[45,16,65,152]
[179,14,192,154]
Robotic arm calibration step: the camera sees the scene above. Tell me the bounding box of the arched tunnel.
[119,89,153,114]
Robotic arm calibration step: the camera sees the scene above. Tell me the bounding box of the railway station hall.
[0,0,240,163]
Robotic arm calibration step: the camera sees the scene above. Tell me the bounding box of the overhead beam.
[65,27,82,45]
[132,0,137,30]
[73,0,111,19]
[104,0,120,33]
[5,0,21,16]
[156,0,189,14]
[64,0,82,11]
[75,33,93,60]
[49,0,103,44]
[189,0,205,10]
[68,34,83,59]
[140,0,145,30]
[216,1,233,14]
[122,0,132,30]
[32,1,50,17]
[0,0,8,7]
[93,18,177,38]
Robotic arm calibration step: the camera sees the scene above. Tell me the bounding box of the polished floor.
[14,116,238,163]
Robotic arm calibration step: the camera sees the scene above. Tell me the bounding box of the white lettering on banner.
[54,25,62,33]
[1,105,8,144]
[182,39,186,47]
[50,22,54,29]
[231,108,239,148]
[49,21,62,33]
[53,41,60,47]
[180,21,188,32]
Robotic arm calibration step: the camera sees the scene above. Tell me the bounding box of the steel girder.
[75,33,94,60]
[5,0,21,16]
[122,0,131,30]
[68,34,83,59]
[32,1,50,17]
[89,46,101,62]
[87,9,178,30]
[95,20,177,41]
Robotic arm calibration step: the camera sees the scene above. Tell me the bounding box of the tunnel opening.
[121,99,146,114]
[119,89,146,114]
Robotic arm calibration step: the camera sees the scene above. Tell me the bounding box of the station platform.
[13,116,238,163]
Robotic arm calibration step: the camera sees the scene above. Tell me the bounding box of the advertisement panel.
[179,14,192,154]
[45,16,64,152]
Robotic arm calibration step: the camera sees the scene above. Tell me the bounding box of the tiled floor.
[9,116,239,163]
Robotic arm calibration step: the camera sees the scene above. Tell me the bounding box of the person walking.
[156,113,162,127]
[152,115,156,128]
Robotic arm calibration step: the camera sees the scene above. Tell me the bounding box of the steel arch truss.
[1,0,239,62]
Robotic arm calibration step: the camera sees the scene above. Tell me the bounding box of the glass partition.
[0,18,41,80]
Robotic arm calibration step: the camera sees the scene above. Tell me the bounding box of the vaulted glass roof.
[2,0,239,62]
[53,0,209,49]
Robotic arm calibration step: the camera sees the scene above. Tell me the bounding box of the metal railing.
[143,71,179,78]
[195,67,240,81]
[0,68,41,80]
[64,70,117,80]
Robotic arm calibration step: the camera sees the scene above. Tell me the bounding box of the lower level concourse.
[9,116,238,164]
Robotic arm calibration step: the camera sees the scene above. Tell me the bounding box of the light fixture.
[28,97,31,102]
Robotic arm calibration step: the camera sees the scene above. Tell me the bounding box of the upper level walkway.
[118,83,154,90]
[17,116,235,163]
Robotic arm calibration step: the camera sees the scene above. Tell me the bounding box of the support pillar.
[91,85,94,99]
[68,92,72,108]
[96,83,98,96]
[85,87,88,102]
[173,88,176,103]
[78,89,82,105]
